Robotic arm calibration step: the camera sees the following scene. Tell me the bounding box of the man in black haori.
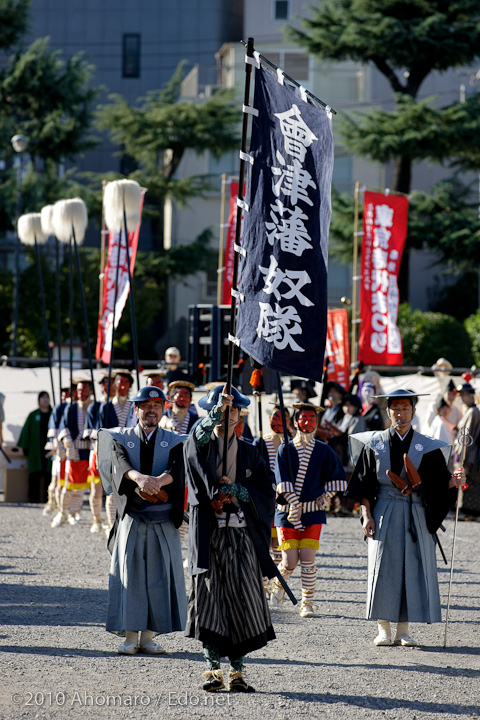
[346,389,464,647]
[97,386,187,655]
[183,385,276,693]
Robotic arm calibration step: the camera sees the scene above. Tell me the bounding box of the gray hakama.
[367,483,441,623]
[348,429,452,625]
[106,512,187,636]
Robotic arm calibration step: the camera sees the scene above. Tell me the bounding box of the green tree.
[330,176,480,268]
[289,1,480,300]
[465,311,480,367]
[289,0,480,193]
[0,0,31,50]
[0,13,99,235]
[397,303,473,367]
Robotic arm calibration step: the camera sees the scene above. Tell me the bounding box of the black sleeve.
[111,439,138,497]
[166,442,186,528]
[419,448,457,533]
[344,445,378,504]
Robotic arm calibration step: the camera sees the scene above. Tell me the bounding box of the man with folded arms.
[97,386,187,655]
[346,389,464,647]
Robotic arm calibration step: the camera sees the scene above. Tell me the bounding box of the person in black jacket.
[183,384,276,693]
[345,389,464,648]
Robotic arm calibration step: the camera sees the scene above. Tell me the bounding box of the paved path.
[1,504,479,720]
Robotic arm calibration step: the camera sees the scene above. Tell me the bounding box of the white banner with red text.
[95,193,144,364]
[358,191,408,366]
[221,180,244,306]
[325,308,350,390]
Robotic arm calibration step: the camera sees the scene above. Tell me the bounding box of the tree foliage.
[0,13,99,236]
[289,1,480,98]
[0,0,31,50]
[289,1,480,192]
[397,303,473,367]
[1,38,98,164]
[96,63,240,214]
[0,7,239,359]
[464,311,480,368]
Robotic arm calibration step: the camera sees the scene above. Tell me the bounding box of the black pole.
[222,36,255,475]
[35,236,56,406]
[239,39,336,114]
[107,227,123,404]
[72,228,96,404]
[69,235,74,401]
[276,371,295,485]
[123,201,140,389]
[255,392,263,439]
[55,236,62,393]
[11,153,24,364]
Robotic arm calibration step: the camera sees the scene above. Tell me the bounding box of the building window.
[274,0,289,21]
[122,34,141,78]
[284,53,309,81]
[267,51,310,84]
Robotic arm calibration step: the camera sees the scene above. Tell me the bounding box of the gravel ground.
[0,503,479,720]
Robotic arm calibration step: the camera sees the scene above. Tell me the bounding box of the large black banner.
[235,66,334,381]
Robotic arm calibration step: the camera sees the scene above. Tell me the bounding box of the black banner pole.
[275,371,295,485]
[55,237,62,394]
[123,199,140,389]
[72,228,96,403]
[222,36,255,475]
[34,236,56,406]
[68,236,74,401]
[106,228,123,404]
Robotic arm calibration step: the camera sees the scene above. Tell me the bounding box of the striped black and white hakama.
[185,527,275,657]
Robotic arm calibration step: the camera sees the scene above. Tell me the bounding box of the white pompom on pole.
[52,197,88,244]
[18,213,48,246]
[40,204,55,237]
[104,179,141,233]
[17,212,56,403]
[103,178,142,390]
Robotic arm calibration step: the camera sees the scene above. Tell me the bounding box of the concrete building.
[5,0,479,357]
[26,0,243,177]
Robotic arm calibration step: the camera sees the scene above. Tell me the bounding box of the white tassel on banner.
[40,204,55,237]
[103,179,141,233]
[17,213,47,246]
[52,198,88,244]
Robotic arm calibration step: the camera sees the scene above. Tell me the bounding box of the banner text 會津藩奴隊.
[235,66,334,381]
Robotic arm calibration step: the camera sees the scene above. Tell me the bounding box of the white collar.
[142,427,157,442]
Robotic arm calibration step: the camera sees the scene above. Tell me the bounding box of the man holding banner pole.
[183,384,276,693]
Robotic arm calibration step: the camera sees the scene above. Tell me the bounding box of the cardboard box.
[2,445,29,502]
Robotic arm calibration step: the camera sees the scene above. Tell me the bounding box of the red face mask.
[270,411,284,434]
[297,410,317,434]
[115,376,130,397]
[234,420,245,438]
[174,388,191,408]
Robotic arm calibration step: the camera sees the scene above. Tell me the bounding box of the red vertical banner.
[325,309,350,390]
[221,181,243,305]
[95,193,144,364]
[358,192,408,365]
